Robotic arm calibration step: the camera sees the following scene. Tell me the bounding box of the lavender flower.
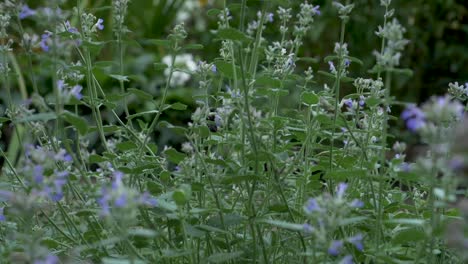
[65,20,79,34]
[115,193,127,207]
[34,254,60,264]
[348,234,364,251]
[40,31,52,52]
[19,5,36,19]
[0,207,5,221]
[344,59,351,67]
[344,99,353,109]
[70,85,83,100]
[140,192,158,206]
[33,165,44,184]
[329,61,337,73]
[211,64,217,73]
[312,5,321,15]
[359,95,365,106]
[98,187,111,216]
[303,223,313,233]
[267,13,274,22]
[401,104,425,132]
[336,182,348,198]
[328,240,344,256]
[350,199,364,208]
[305,198,321,213]
[340,255,353,264]
[95,18,104,30]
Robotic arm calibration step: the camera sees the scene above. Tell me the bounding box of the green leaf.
[109,74,129,82]
[206,252,243,263]
[89,154,106,163]
[392,228,426,243]
[127,228,157,238]
[0,117,9,123]
[116,141,137,151]
[128,88,153,100]
[170,102,187,110]
[207,8,221,17]
[61,112,88,136]
[220,175,262,185]
[345,55,364,66]
[317,70,336,79]
[147,181,163,195]
[338,216,368,226]
[146,39,171,47]
[390,68,413,77]
[164,148,186,164]
[258,219,304,231]
[301,91,319,105]
[183,44,204,50]
[154,62,168,70]
[324,55,339,62]
[386,218,425,226]
[214,60,241,79]
[255,75,282,87]
[216,28,253,43]
[14,112,57,123]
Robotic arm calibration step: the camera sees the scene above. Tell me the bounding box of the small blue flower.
[114,193,127,207]
[98,187,111,216]
[65,20,79,34]
[211,64,217,73]
[401,104,425,132]
[344,99,353,109]
[34,254,60,264]
[305,198,321,213]
[267,13,274,22]
[348,234,364,251]
[40,31,52,52]
[359,95,365,106]
[312,5,321,15]
[328,240,344,256]
[95,18,104,30]
[140,192,158,207]
[0,207,5,221]
[19,5,36,19]
[33,165,44,184]
[336,182,348,198]
[303,223,313,233]
[344,59,351,67]
[70,85,83,100]
[340,255,353,264]
[350,199,364,208]
[328,61,336,73]
[112,171,124,190]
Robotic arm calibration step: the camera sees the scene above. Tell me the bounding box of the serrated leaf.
[61,112,88,136]
[216,28,252,42]
[207,251,243,263]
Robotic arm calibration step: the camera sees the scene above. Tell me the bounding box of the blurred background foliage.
[4,0,468,149]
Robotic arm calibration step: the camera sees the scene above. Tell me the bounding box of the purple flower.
[19,5,36,19]
[267,13,274,22]
[399,162,411,172]
[348,234,364,251]
[114,193,127,207]
[40,31,52,52]
[336,182,348,198]
[305,198,321,213]
[112,171,124,190]
[328,240,344,256]
[34,254,60,264]
[33,165,44,184]
[350,199,364,208]
[211,64,217,73]
[344,59,350,67]
[312,5,321,15]
[329,61,336,73]
[95,18,104,30]
[303,223,313,233]
[449,156,464,171]
[140,192,158,207]
[70,85,83,100]
[359,95,365,106]
[0,207,5,221]
[65,20,79,34]
[340,255,353,264]
[344,99,353,109]
[401,104,425,132]
[98,187,111,216]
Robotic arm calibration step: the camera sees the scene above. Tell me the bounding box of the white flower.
[162,54,197,86]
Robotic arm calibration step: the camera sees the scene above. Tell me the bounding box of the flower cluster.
[98,171,157,218]
[23,144,73,202]
[303,183,364,263]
